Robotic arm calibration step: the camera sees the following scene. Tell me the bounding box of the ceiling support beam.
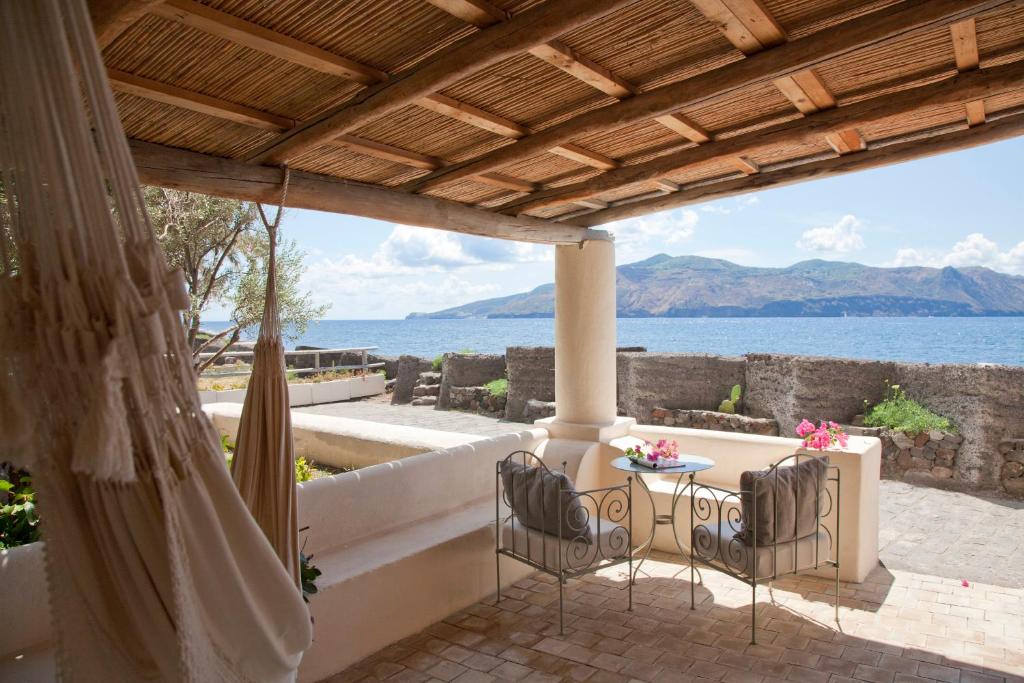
[496,60,1024,214]
[245,0,636,165]
[569,109,1024,225]
[689,0,787,54]
[950,18,980,71]
[402,0,1013,193]
[130,140,602,244]
[89,0,164,48]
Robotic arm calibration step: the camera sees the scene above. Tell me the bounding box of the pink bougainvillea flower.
[961,579,969,587]
[795,419,816,437]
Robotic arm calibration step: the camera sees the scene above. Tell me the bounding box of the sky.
[208,136,1024,320]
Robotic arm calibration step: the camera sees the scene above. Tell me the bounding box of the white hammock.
[0,0,311,680]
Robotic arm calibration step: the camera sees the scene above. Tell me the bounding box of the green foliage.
[295,457,313,483]
[718,384,742,414]
[864,382,955,435]
[484,378,508,398]
[299,550,322,604]
[1,467,40,549]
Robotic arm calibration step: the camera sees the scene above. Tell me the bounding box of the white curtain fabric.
[0,0,311,680]
[231,203,301,585]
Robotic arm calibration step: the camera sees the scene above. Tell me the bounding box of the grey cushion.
[500,460,592,543]
[694,521,831,579]
[737,456,828,545]
[501,516,627,572]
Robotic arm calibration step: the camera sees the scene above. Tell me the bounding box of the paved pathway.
[296,401,1024,588]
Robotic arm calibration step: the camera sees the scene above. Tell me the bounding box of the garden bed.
[198,372,385,406]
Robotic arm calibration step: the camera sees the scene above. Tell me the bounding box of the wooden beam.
[107,69,296,131]
[730,156,760,174]
[951,18,980,71]
[497,60,1024,214]
[403,0,1011,193]
[246,0,636,165]
[965,99,987,125]
[653,179,681,192]
[774,69,835,113]
[575,198,609,209]
[130,140,603,244]
[417,94,529,138]
[150,0,388,85]
[425,0,507,27]
[653,113,712,143]
[550,144,619,170]
[528,40,637,98]
[825,128,866,154]
[570,110,1024,225]
[475,173,539,193]
[89,0,163,48]
[689,0,786,54]
[332,135,442,170]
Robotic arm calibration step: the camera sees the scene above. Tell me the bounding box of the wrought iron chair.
[688,453,840,644]
[496,450,633,633]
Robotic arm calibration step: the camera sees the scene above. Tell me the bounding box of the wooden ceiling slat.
[550,143,619,170]
[966,98,988,125]
[247,0,636,165]
[688,0,785,54]
[653,113,713,143]
[730,156,761,173]
[425,0,507,28]
[108,68,295,131]
[570,108,1024,225]
[498,60,1024,214]
[791,69,837,109]
[92,0,164,48]
[417,93,530,138]
[951,18,981,71]
[405,0,1009,194]
[528,40,638,98]
[150,0,389,85]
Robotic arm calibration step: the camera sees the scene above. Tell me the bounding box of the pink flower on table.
[795,419,816,438]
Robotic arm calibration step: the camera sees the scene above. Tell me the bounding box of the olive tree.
[144,187,327,372]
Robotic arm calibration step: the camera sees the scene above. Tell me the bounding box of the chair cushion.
[737,456,827,545]
[500,460,592,543]
[501,517,628,573]
[694,521,831,579]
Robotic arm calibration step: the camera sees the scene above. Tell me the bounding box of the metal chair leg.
[690,560,695,610]
[495,552,501,605]
[558,577,565,635]
[835,564,840,624]
[751,582,757,645]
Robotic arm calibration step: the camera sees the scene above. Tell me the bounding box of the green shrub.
[864,382,955,435]
[0,467,40,549]
[295,457,313,483]
[431,355,443,372]
[484,378,508,398]
[718,384,742,414]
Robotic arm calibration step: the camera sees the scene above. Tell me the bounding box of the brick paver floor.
[323,552,1024,683]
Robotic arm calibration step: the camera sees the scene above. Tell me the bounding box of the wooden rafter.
[569,109,1024,225]
[730,156,760,174]
[528,40,637,98]
[496,60,1024,214]
[951,18,980,72]
[417,94,529,138]
[245,0,636,165]
[151,0,388,84]
[90,0,164,48]
[403,0,1012,194]
[825,128,866,154]
[774,69,836,113]
[689,0,787,54]
[965,99,987,126]
[131,140,595,243]
[425,0,507,27]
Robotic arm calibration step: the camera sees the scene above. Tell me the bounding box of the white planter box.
[198,375,384,406]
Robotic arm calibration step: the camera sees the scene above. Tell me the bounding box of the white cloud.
[699,195,759,215]
[890,233,1024,275]
[608,209,698,246]
[797,214,865,253]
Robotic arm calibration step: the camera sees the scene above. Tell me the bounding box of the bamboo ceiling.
[92,0,1024,242]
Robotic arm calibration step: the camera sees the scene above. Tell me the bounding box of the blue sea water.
[203,317,1024,366]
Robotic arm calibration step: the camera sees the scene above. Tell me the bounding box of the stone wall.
[448,386,507,416]
[292,346,399,379]
[848,425,962,483]
[391,355,432,404]
[617,353,746,421]
[437,353,506,410]
[505,346,555,421]
[648,408,779,436]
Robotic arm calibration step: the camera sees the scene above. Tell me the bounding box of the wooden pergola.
[91,0,1024,245]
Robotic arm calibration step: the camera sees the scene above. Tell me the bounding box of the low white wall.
[204,402,479,470]
[603,425,881,583]
[198,374,385,407]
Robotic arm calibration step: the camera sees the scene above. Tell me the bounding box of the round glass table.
[610,455,715,584]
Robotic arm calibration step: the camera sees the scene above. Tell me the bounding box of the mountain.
[406,255,1024,318]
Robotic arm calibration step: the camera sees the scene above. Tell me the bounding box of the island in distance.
[407,254,1024,319]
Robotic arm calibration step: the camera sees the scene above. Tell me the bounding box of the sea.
[203,317,1024,366]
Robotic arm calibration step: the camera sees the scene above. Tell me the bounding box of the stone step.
[413,384,440,397]
[418,371,441,385]
[411,396,437,407]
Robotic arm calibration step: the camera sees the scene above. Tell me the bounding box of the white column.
[554,237,617,426]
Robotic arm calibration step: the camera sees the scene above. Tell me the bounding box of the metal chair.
[496,450,633,633]
[688,453,840,644]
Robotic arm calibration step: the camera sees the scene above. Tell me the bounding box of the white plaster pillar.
[553,237,617,426]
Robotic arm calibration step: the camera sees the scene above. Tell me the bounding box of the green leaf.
[730,384,742,403]
[0,480,13,492]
